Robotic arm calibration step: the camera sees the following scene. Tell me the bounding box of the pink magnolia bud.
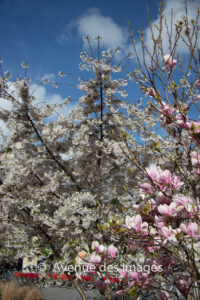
[195,79,200,89]
[107,245,118,259]
[146,87,156,97]
[91,241,100,252]
[163,54,177,68]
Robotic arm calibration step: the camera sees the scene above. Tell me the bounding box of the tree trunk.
[104,285,113,300]
[73,281,88,300]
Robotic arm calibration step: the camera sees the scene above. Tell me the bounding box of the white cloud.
[76,8,128,50]
[30,84,63,106]
[61,8,129,53]
[136,0,199,57]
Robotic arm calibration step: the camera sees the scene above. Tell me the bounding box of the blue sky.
[0,0,158,77]
[0,0,199,111]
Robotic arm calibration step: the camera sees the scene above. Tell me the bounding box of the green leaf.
[111,198,120,205]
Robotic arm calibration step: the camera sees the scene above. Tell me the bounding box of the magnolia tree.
[82,2,200,300]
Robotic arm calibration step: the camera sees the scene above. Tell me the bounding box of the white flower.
[89,253,101,264]
[42,78,50,84]
[58,71,66,77]
[21,62,29,69]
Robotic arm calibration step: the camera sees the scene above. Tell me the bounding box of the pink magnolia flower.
[155,216,167,228]
[160,226,178,244]
[161,171,171,184]
[156,170,182,191]
[163,54,177,67]
[175,113,188,129]
[140,85,156,97]
[125,215,148,234]
[91,241,106,253]
[161,226,174,239]
[145,164,182,191]
[125,215,142,232]
[195,79,200,89]
[180,222,199,238]
[89,253,102,264]
[171,175,183,189]
[185,121,192,129]
[129,271,139,281]
[149,198,156,210]
[91,241,100,252]
[157,169,172,187]
[158,101,175,115]
[107,245,118,259]
[139,182,153,194]
[146,87,156,97]
[158,203,177,217]
[146,164,160,181]
[146,242,161,252]
[173,195,193,207]
[118,268,127,279]
[191,151,200,168]
[147,246,153,252]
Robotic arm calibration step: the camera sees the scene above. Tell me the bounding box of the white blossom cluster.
[0,48,161,265]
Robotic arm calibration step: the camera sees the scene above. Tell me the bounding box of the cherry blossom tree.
[0,34,158,298]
